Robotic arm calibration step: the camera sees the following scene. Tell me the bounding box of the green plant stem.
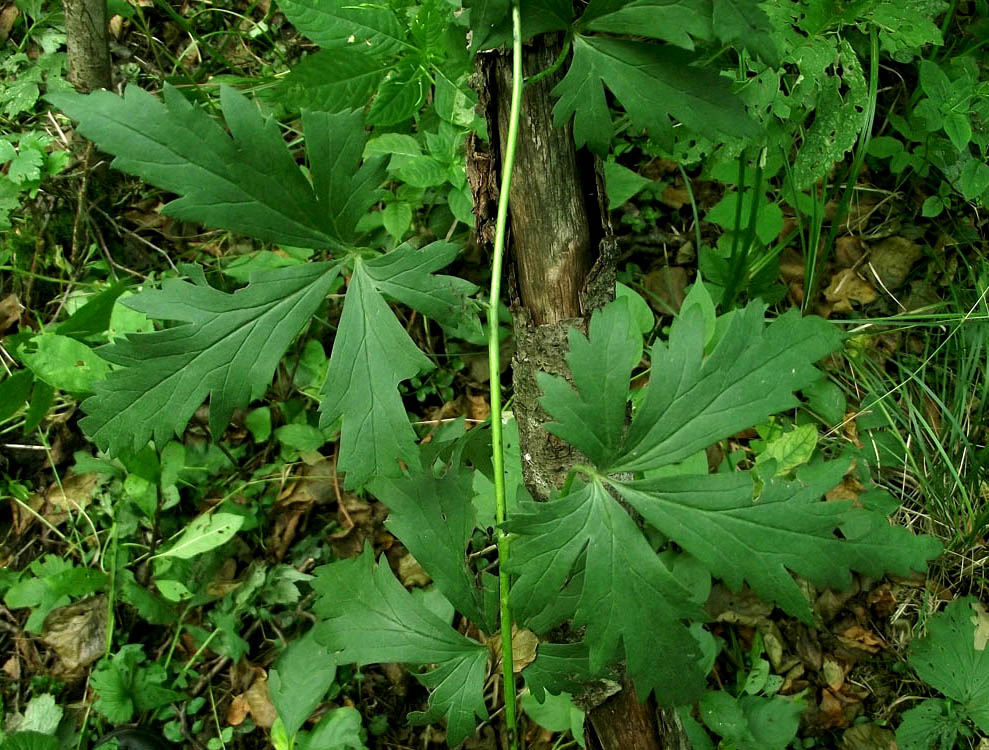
[720,152,747,308]
[488,4,523,749]
[525,32,571,88]
[678,163,703,254]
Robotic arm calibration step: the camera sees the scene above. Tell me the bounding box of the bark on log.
[474,34,694,750]
[63,0,112,92]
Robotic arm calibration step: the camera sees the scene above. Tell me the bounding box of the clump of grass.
[839,256,989,596]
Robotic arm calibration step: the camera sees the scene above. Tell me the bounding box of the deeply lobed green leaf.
[47,87,386,250]
[277,0,405,56]
[312,547,489,746]
[506,479,708,704]
[80,263,340,456]
[537,298,641,468]
[552,35,759,154]
[523,297,939,704]
[613,304,842,473]
[370,464,496,630]
[612,461,940,623]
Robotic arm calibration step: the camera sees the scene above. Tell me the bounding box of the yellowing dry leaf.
[397,552,430,587]
[834,236,865,268]
[41,594,107,680]
[837,625,882,654]
[642,266,687,315]
[487,625,539,673]
[227,695,250,726]
[0,294,23,335]
[244,673,278,728]
[867,237,923,292]
[824,269,877,312]
[660,184,690,209]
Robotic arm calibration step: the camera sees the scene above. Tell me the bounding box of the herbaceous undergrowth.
[42,0,950,745]
[306,295,939,742]
[47,87,482,489]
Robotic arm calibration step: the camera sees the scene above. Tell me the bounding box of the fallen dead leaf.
[779,247,804,279]
[817,688,847,729]
[790,623,824,671]
[816,583,859,623]
[0,294,23,335]
[642,266,688,315]
[226,662,277,729]
[866,583,897,617]
[822,655,846,692]
[14,473,102,533]
[465,392,490,425]
[826,474,864,503]
[49,473,101,514]
[226,695,250,726]
[824,268,877,312]
[244,673,278,728]
[397,552,430,587]
[487,626,538,673]
[0,5,20,42]
[108,13,123,38]
[780,663,805,694]
[660,183,690,209]
[834,235,866,267]
[707,584,774,626]
[267,459,344,559]
[837,625,883,654]
[840,723,896,750]
[41,594,107,681]
[867,236,923,292]
[381,662,408,694]
[328,494,387,560]
[760,622,786,671]
[3,655,20,680]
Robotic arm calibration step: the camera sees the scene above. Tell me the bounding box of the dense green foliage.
[2,0,987,748]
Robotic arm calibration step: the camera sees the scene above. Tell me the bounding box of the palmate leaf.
[312,546,489,746]
[275,49,391,113]
[320,261,431,488]
[582,0,714,51]
[470,0,573,50]
[505,480,708,704]
[552,35,759,154]
[47,87,386,250]
[80,264,340,456]
[537,298,641,467]
[370,463,496,629]
[321,244,479,488]
[540,300,842,474]
[612,303,843,473]
[363,242,481,341]
[521,642,598,703]
[465,0,510,51]
[711,0,779,67]
[612,462,940,623]
[524,297,938,702]
[895,699,963,750]
[276,0,405,56]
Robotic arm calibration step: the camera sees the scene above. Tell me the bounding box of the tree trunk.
[63,0,112,92]
[473,33,694,750]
